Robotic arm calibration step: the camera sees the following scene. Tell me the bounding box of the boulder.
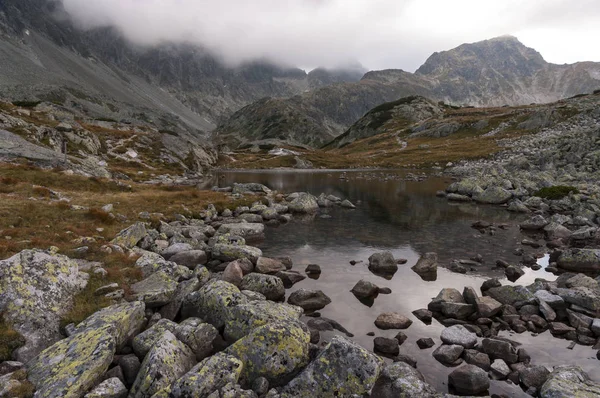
[218,223,265,240]
[440,302,475,320]
[240,274,285,301]
[490,359,511,380]
[84,377,127,398]
[556,249,600,273]
[448,364,490,395]
[212,243,262,264]
[350,280,379,299]
[182,280,248,329]
[374,313,413,330]
[540,366,600,398]
[505,265,525,282]
[485,285,534,305]
[167,353,243,398]
[275,271,306,288]
[482,338,518,364]
[128,331,196,398]
[433,344,464,366]
[159,278,202,320]
[111,222,147,249]
[463,349,491,371]
[288,289,331,311]
[222,261,244,286]
[130,271,178,308]
[476,296,502,318]
[256,257,286,274]
[288,193,319,213]
[520,215,549,231]
[225,321,310,386]
[27,326,116,398]
[134,252,185,278]
[554,287,600,312]
[161,243,194,260]
[368,252,398,275]
[373,337,400,357]
[411,309,433,325]
[440,325,477,348]
[0,249,88,362]
[473,186,512,204]
[168,250,207,269]
[520,365,551,390]
[370,362,438,398]
[281,336,383,397]
[232,183,271,194]
[411,252,438,279]
[175,319,219,361]
[223,300,303,342]
[340,199,356,209]
[132,319,178,358]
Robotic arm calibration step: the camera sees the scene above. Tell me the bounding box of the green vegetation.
[535,185,579,200]
[0,316,25,361]
[12,101,41,108]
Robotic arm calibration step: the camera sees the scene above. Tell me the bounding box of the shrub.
[12,101,41,108]
[535,185,579,200]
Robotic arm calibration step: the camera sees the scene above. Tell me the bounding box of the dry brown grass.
[0,316,25,361]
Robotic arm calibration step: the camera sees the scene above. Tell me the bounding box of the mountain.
[215,36,600,150]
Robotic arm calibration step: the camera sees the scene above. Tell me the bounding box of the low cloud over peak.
[58,0,600,71]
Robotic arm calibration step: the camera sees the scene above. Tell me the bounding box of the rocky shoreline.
[1,178,600,398]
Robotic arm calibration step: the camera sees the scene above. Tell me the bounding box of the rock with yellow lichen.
[239,274,285,302]
[27,325,116,398]
[225,321,310,387]
[131,271,179,308]
[166,352,243,398]
[128,330,196,398]
[280,335,384,397]
[223,300,303,342]
[73,301,146,349]
[84,377,128,398]
[134,251,192,280]
[132,319,179,358]
[211,243,262,264]
[174,318,218,361]
[0,249,88,362]
[181,280,248,329]
[111,222,147,249]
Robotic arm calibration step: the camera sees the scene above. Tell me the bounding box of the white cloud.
[58,0,600,71]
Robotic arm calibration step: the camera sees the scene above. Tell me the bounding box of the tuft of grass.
[535,185,579,200]
[86,208,115,224]
[0,316,25,361]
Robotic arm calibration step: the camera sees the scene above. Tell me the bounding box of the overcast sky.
[59,0,600,71]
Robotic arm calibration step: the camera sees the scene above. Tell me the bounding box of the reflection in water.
[212,170,599,395]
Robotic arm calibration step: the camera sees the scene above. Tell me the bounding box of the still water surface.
[212,169,599,396]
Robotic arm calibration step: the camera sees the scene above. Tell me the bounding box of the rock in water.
[411,252,438,280]
[0,249,88,362]
[473,186,512,204]
[288,193,319,213]
[374,313,413,330]
[168,353,243,398]
[448,364,490,395]
[281,336,383,397]
[27,326,116,398]
[556,249,600,273]
[350,280,379,299]
[440,325,478,348]
[540,365,600,397]
[370,362,439,398]
[288,289,331,311]
[128,331,196,398]
[225,321,310,386]
[368,252,398,275]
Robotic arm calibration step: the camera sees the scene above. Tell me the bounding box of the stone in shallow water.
[432,344,464,366]
[287,289,331,311]
[448,364,490,395]
[350,279,379,299]
[368,252,398,275]
[373,337,399,357]
[374,313,413,330]
[440,325,478,348]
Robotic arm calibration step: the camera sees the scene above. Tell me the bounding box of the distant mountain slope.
[216,36,600,149]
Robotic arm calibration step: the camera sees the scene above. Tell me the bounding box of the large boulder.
[481,338,518,364]
[27,326,116,398]
[182,280,248,329]
[218,223,265,241]
[520,215,549,231]
[134,252,184,278]
[288,193,319,213]
[0,249,88,362]
[159,278,202,320]
[554,287,600,312]
[224,300,303,342]
[130,271,178,308]
[484,285,534,305]
[110,222,147,249]
[73,301,145,348]
[556,249,600,273]
[128,331,196,398]
[175,319,219,361]
[473,186,512,204]
[169,250,207,269]
[540,365,600,398]
[411,252,438,279]
[84,377,127,398]
[225,321,310,386]
[240,274,285,301]
[212,243,262,264]
[350,280,379,299]
[370,362,438,398]
[132,319,178,358]
[448,364,490,395]
[287,289,331,311]
[167,353,243,398]
[281,336,383,397]
[368,252,398,275]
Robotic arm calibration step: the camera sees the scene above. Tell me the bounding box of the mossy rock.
[535,186,579,200]
[223,301,303,342]
[168,353,243,397]
[181,280,248,329]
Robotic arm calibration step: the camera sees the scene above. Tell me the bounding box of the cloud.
[58,0,600,71]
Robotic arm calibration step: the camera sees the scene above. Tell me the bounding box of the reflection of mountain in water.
[216,170,527,267]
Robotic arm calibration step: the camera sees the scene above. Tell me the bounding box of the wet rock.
[280,335,383,397]
[226,321,310,386]
[554,287,600,312]
[463,349,491,371]
[447,193,472,202]
[538,299,557,322]
[411,309,433,325]
[505,265,525,282]
[351,280,379,299]
[374,337,400,357]
[374,313,413,330]
[131,271,178,308]
[256,257,286,274]
[111,222,147,249]
[440,302,475,320]
[27,326,116,398]
[448,364,490,395]
[416,338,435,349]
[368,252,398,275]
[448,261,467,274]
[473,186,512,204]
[411,252,438,278]
[520,215,549,231]
[549,322,576,335]
[433,344,464,366]
[129,330,196,398]
[340,199,356,209]
[440,325,478,348]
[0,249,88,362]
[370,362,438,398]
[481,278,502,292]
[482,338,518,364]
[84,377,127,398]
[540,365,600,397]
[240,273,285,302]
[276,270,306,288]
[233,183,271,194]
[224,300,302,342]
[168,353,243,398]
[288,193,319,213]
[288,289,331,311]
[182,280,248,329]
